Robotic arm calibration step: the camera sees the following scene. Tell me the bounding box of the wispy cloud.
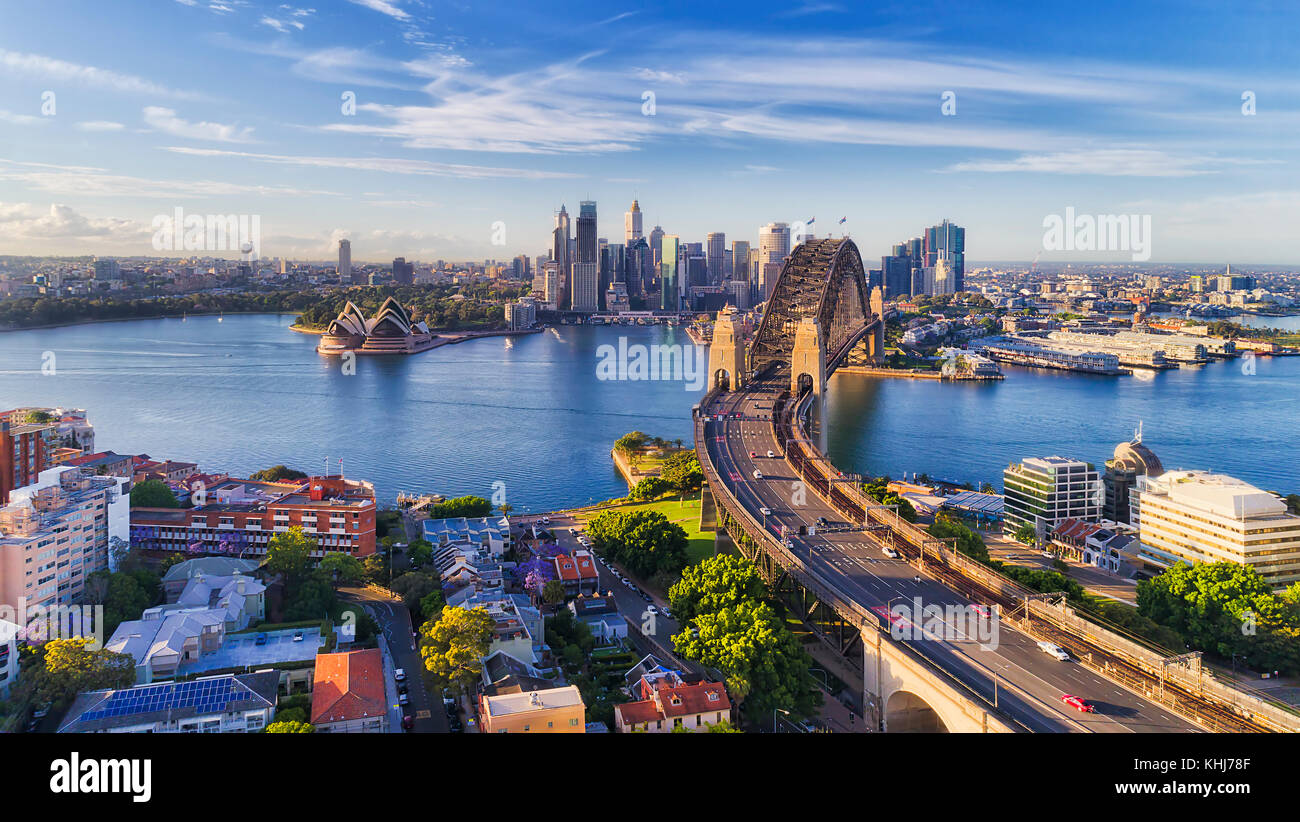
[142,106,255,142]
[162,147,580,179]
[945,149,1226,177]
[0,159,336,198]
[0,49,202,99]
[347,0,409,20]
[74,121,126,132]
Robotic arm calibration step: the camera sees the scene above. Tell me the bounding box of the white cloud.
[260,16,305,33]
[0,49,202,99]
[945,149,1223,177]
[0,159,337,199]
[75,120,125,131]
[0,109,46,126]
[142,106,255,143]
[347,0,409,20]
[163,146,579,179]
[0,202,149,246]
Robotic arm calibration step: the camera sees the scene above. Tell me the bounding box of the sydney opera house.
[317,297,438,355]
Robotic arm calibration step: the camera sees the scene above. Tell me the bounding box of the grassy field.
[575,493,715,565]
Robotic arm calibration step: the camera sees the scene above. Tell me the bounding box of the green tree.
[660,451,703,493]
[82,568,160,637]
[668,554,767,625]
[390,571,440,617]
[419,606,495,695]
[587,509,688,578]
[614,431,650,454]
[629,476,672,501]
[928,513,989,563]
[406,539,433,569]
[249,465,308,482]
[427,495,493,519]
[542,579,566,607]
[706,718,743,733]
[418,588,445,622]
[672,599,819,720]
[129,479,179,508]
[265,527,313,585]
[363,553,390,586]
[318,553,364,588]
[33,638,135,706]
[265,720,315,733]
[1011,522,1038,545]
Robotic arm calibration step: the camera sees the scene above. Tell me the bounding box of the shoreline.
[0,310,303,334]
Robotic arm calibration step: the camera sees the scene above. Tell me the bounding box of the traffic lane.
[708,409,1176,733]
[343,590,445,734]
[707,408,1199,733]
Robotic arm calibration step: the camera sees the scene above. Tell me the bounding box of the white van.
[1036,641,1069,661]
[752,469,763,480]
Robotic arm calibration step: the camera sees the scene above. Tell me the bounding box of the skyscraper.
[732,240,751,282]
[649,225,665,269]
[552,205,571,309]
[572,201,599,312]
[659,234,680,312]
[624,200,643,243]
[625,237,650,298]
[338,239,354,283]
[392,257,414,285]
[759,222,790,269]
[924,219,965,293]
[706,232,726,284]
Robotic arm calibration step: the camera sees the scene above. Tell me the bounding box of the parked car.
[292,630,304,642]
[254,633,268,646]
[645,605,658,615]
[398,682,409,694]
[661,608,673,620]
[394,668,407,682]
[398,693,409,706]
[401,714,415,731]
[641,592,652,603]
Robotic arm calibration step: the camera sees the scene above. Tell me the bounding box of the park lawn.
[576,493,715,565]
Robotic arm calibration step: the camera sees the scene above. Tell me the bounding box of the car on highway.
[760,507,772,516]
[882,547,900,559]
[750,451,757,458]
[1041,550,1054,559]
[784,539,794,549]
[753,469,763,479]
[1037,641,1070,661]
[1061,694,1095,713]
[540,516,551,525]
[816,516,829,527]
[767,450,775,458]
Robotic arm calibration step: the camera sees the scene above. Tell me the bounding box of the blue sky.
[0,0,1297,264]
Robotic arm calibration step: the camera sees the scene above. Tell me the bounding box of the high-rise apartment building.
[759,222,791,270]
[624,200,643,243]
[1131,471,1300,588]
[1,420,52,504]
[1003,456,1103,539]
[338,239,355,284]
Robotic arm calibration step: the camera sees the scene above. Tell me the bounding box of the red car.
[402,714,415,730]
[749,451,757,458]
[1061,694,1095,713]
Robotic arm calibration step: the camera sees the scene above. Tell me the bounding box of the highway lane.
[702,378,1197,733]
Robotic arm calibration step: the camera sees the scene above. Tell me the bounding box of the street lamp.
[773,707,789,733]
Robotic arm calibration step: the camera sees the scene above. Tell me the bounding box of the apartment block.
[1003,456,1103,537]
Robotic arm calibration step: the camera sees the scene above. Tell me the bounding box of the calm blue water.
[0,313,1295,508]
[0,315,704,510]
[825,354,1300,494]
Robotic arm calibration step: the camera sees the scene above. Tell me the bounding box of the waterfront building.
[648,225,665,270]
[1042,331,1173,370]
[505,297,537,330]
[924,220,965,293]
[625,237,650,298]
[129,474,377,559]
[542,261,560,310]
[1130,471,1300,588]
[317,297,435,355]
[0,466,129,612]
[552,205,571,309]
[572,201,599,312]
[1003,456,1103,539]
[1,419,52,503]
[624,199,642,243]
[973,337,1121,374]
[1103,429,1164,523]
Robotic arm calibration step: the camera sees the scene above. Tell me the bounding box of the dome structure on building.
[1110,437,1163,477]
[317,297,434,355]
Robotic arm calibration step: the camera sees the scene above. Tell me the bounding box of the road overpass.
[696,237,1287,733]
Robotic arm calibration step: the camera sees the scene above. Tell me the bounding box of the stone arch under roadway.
[884,689,952,733]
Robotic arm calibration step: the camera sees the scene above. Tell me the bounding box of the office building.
[1131,471,1300,588]
[759,222,790,269]
[659,234,680,312]
[924,219,965,293]
[392,257,414,285]
[732,240,752,283]
[1003,456,1103,538]
[552,205,571,309]
[707,232,726,283]
[625,237,650,298]
[338,239,355,284]
[1103,430,1164,524]
[571,201,599,312]
[624,199,643,243]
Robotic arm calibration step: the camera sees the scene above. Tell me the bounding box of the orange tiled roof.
[311,648,387,724]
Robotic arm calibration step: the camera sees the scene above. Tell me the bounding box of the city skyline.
[1,1,1299,263]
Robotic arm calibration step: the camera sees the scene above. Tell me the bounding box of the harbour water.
[0,313,1295,508]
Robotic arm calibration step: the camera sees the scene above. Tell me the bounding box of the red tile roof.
[617,677,732,727]
[311,648,387,724]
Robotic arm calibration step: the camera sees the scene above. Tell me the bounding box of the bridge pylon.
[707,305,745,391]
[791,316,827,451]
[869,286,885,361]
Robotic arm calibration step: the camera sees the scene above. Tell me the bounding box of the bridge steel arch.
[748,238,872,377]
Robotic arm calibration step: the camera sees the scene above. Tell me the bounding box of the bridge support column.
[791,317,826,452]
[861,621,883,732]
[707,306,745,391]
[868,286,885,362]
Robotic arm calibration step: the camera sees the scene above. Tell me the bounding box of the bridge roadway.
[703,375,1197,733]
